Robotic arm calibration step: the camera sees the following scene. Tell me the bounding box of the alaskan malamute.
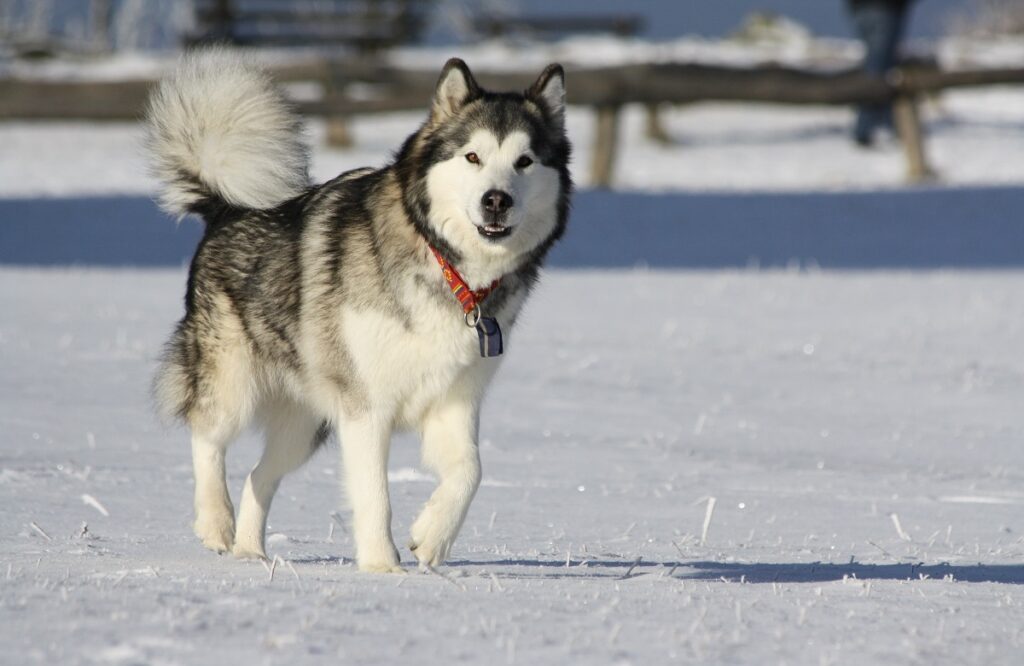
[146,51,571,572]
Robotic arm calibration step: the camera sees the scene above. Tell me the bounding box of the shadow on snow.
[448,558,1024,584]
[3,186,1024,269]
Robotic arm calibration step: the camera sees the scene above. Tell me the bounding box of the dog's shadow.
[447,558,1024,585]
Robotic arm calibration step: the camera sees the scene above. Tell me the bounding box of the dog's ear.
[527,64,565,130]
[431,58,480,121]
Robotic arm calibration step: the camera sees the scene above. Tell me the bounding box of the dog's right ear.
[431,58,480,121]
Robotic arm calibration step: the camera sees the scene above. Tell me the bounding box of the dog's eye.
[465,152,480,164]
[515,155,534,169]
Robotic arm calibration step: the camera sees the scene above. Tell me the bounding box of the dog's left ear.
[527,64,566,130]
[432,58,480,121]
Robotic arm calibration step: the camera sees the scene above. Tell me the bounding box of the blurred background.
[0,0,1003,49]
[1,0,1023,267]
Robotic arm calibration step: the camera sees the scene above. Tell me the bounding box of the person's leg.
[851,2,906,144]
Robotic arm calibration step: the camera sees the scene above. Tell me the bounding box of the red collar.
[428,245,500,315]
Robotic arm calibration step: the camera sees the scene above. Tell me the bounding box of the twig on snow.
[868,540,894,558]
[29,522,52,541]
[284,558,304,591]
[890,513,912,542]
[263,555,281,582]
[423,563,466,591]
[81,494,110,517]
[700,497,717,546]
[329,511,348,534]
[619,556,643,580]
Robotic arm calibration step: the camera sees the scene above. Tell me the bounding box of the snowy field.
[2,268,1023,664]
[3,32,1024,665]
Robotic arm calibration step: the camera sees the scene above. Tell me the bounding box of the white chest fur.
[338,282,520,427]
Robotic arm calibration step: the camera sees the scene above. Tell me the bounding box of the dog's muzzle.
[479,189,514,238]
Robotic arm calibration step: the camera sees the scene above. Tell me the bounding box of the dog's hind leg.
[191,424,240,554]
[183,304,258,554]
[409,390,483,569]
[234,400,326,560]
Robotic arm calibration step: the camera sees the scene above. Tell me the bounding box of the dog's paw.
[231,542,268,561]
[358,561,406,574]
[231,524,268,561]
[356,542,403,574]
[194,511,235,554]
[408,510,455,568]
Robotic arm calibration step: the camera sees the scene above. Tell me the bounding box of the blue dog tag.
[476,316,503,357]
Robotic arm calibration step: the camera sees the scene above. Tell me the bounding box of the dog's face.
[398,59,571,273]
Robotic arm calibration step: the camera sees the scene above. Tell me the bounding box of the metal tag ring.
[465,306,482,327]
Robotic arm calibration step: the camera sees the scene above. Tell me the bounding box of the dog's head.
[397,59,572,280]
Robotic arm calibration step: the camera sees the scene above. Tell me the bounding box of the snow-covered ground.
[1,268,1023,664]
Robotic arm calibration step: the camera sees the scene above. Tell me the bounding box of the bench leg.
[644,103,672,145]
[893,95,934,183]
[326,114,354,148]
[591,104,621,188]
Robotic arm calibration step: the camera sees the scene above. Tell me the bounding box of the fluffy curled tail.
[146,49,309,218]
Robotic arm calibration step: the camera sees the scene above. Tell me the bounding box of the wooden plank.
[474,15,644,38]
[194,9,411,23]
[2,62,1024,120]
[892,66,1024,92]
[0,78,154,121]
[187,0,429,49]
[312,62,943,111]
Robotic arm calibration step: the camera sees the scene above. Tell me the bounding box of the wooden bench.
[472,14,644,40]
[0,0,114,57]
[185,0,431,52]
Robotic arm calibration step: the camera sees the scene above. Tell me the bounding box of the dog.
[146,50,572,572]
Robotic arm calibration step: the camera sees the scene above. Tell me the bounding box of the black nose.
[482,189,513,216]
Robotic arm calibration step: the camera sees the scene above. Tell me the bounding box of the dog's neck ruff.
[428,245,500,316]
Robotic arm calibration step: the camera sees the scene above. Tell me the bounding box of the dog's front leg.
[409,392,483,569]
[338,416,402,573]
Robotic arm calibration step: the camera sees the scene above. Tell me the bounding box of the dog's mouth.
[477,223,513,240]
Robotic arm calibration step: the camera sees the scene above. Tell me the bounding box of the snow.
[3,33,1024,665]
[1,268,1023,664]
